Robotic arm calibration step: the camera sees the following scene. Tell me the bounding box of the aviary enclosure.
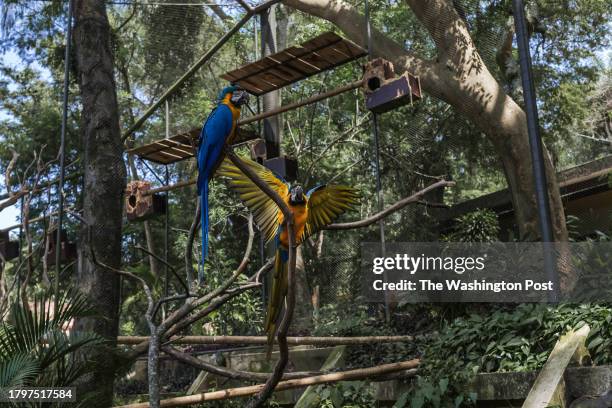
[0,0,610,407]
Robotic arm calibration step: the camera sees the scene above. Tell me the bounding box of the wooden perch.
[225,149,297,408]
[325,179,454,230]
[113,358,420,408]
[118,335,414,346]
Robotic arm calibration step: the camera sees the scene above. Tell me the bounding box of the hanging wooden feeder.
[46,229,77,266]
[125,180,167,222]
[362,58,422,114]
[0,231,19,262]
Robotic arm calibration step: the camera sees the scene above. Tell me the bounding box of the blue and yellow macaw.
[197,85,249,282]
[217,156,359,355]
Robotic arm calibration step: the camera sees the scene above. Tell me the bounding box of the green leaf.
[411,394,424,408]
[393,392,409,408]
[439,378,449,394]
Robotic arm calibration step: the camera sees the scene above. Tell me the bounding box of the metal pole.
[512,0,559,301]
[260,4,281,158]
[121,0,282,142]
[17,195,24,302]
[163,102,170,320]
[365,0,390,322]
[163,165,170,319]
[55,0,73,306]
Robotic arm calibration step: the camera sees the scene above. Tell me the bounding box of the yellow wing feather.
[216,156,289,243]
[303,185,360,240]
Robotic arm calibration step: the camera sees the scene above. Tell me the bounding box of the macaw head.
[217,84,250,107]
[289,185,306,205]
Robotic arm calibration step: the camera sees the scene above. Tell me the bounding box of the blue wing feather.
[306,184,325,197]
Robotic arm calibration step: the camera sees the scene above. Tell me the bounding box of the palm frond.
[0,352,39,388]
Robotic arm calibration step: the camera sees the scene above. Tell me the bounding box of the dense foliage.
[0,289,104,406]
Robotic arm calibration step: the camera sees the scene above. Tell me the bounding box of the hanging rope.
[55,0,73,310]
[364,0,390,323]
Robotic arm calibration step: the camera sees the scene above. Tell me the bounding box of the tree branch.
[325,179,454,230]
[224,150,296,408]
[283,0,435,80]
[162,346,321,382]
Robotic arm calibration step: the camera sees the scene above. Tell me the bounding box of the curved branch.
[224,150,296,408]
[135,244,189,296]
[325,179,454,230]
[127,246,265,360]
[162,346,321,382]
[166,282,261,337]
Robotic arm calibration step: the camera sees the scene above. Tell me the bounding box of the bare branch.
[159,213,256,335]
[135,244,190,297]
[125,281,262,359]
[165,282,260,337]
[162,346,321,382]
[224,149,297,408]
[325,179,454,230]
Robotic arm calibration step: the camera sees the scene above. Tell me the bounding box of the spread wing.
[217,156,289,243]
[304,185,360,239]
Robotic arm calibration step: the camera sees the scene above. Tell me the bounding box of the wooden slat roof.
[221,32,367,96]
[127,130,199,165]
[127,128,258,164]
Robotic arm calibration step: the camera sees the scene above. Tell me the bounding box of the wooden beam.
[237,80,364,126]
[116,335,414,346]
[295,346,346,408]
[522,324,590,408]
[113,359,420,408]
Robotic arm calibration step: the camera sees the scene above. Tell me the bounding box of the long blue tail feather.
[199,181,209,284]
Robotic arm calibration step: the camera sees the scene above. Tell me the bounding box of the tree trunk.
[73,0,126,404]
[283,0,571,289]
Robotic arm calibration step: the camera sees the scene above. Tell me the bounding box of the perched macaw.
[217,156,359,355]
[197,85,249,282]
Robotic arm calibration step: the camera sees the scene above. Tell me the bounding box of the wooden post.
[522,324,590,408]
[116,335,415,346]
[294,346,346,408]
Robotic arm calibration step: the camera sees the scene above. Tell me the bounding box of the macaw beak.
[230,89,249,106]
[290,186,304,203]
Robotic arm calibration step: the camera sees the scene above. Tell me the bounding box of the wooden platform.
[127,128,258,165]
[221,32,366,95]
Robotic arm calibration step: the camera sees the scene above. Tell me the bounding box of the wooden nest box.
[46,229,77,266]
[0,231,19,262]
[264,157,298,182]
[125,181,167,222]
[362,58,422,114]
[248,139,298,181]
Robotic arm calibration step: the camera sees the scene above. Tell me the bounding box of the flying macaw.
[217,156,359,355]
[197,85,249,282]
